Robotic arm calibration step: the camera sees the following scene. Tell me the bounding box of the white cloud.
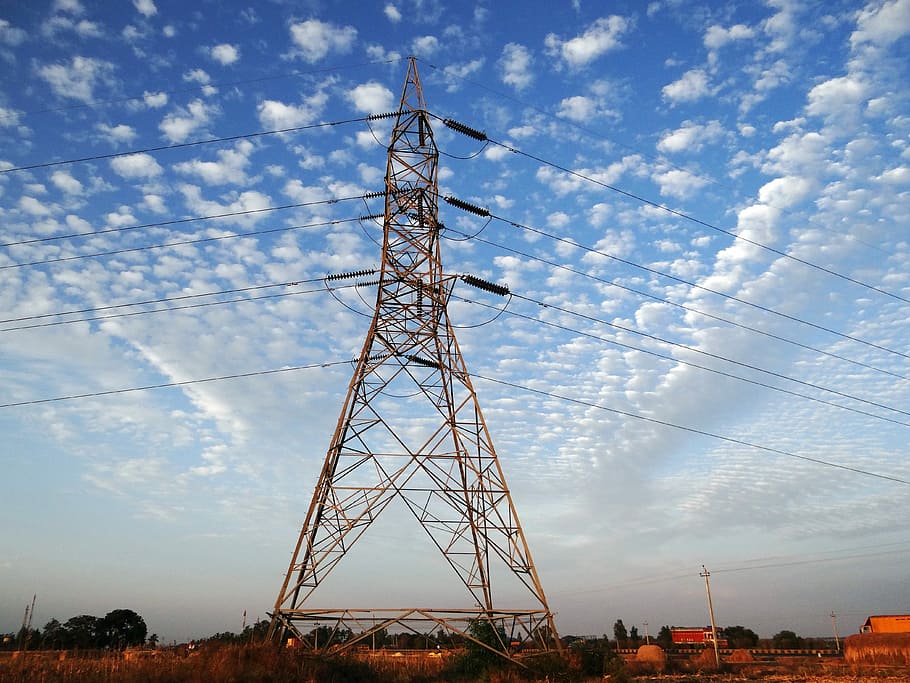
[0,105,22,127]
[412,35,439,55]
[442,58,484,86]
[257,91,328,130]
[657,120,725,154]
[545,15,631,68]
[346,82,393,114]
[651,168,708,199]
[661,68,710,104]
[19,196,55,216]
[53,0,83,13]
[96,123,137,145]
[133,0,157,17]
[384,4,402,22]
[877,166,910,184]
[0,19,28,46]
[183,68,211,85]
[805,76,866,118]
[557,95,598,122]
[210,43,240,66]
[51,170,84,194]
[851,0,910,47]
[179,184,272,227]
[110,152,163,178]
[757,175,814,208]
[288,19,357,63]
[159,99,214,143]
[142,194,167,213]
[37,56,115,104]
[499,43,533,90]
[174,140,254,186]
[41,16,103,38]
[704,23,754,49]
[143,91,168,108]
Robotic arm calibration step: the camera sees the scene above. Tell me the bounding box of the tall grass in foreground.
[0,644,535,683]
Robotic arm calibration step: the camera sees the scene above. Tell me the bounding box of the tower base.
[269,607,560,660]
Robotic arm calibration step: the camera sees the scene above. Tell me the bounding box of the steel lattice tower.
[268,58,559,658]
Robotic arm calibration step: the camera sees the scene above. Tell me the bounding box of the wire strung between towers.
[0,216,364,270]
[0,113,397,175]
[7,271,908,430]
[0,194,367,248]
[454,203,910,363]
[2,355,906,487]
[436,113,910,308]
[455,293,910,427]
[441,223,909,383]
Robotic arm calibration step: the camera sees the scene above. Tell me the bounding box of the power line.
[0,115,382,175]
[2,58,402,123]
[0,194,367,248]
[432,111,909,307]
[459,295,910,428]
[8,275,907,428]
[419,56,890,259]
[486,212,910,362]
[0,280,363,333]
[481,135,910,308]
[0,216,363,270]
[552,544,910,597]
[471,373,909,486]
[445,226,909,383]
[4,357,904,485]
[0,360,353,409]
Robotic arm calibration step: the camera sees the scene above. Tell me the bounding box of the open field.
[2,645,909,683]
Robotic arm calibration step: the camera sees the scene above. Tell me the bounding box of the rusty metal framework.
[268,58,559,659]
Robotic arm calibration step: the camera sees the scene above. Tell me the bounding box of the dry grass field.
[1,644,908,683]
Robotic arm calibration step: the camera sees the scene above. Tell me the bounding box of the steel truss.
[268,57,559,660]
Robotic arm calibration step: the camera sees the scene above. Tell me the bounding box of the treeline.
[589,619,833,650]
[1,609,149,651]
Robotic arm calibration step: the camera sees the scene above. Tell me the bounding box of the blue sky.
[1,0,909,643]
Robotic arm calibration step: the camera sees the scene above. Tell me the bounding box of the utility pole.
[831,611,840,653]
[701,566,720,667]
[643,621,650,644]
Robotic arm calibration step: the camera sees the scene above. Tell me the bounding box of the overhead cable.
[459,294,910,427]
[445,226,908,382]
[471,373,909,486]
[4,358,904,486]
[1,216,363,270]
[479,136,910,308]
[486,212,910,362]
[0,116,374,175]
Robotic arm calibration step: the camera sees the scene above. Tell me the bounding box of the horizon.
[2,0,909,645]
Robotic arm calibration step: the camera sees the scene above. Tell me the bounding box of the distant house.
[670,627,728,647]
[860,615,910,634]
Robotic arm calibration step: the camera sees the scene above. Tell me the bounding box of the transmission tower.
[268,57,560,659]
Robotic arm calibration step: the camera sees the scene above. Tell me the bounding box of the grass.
[1,644,908,682]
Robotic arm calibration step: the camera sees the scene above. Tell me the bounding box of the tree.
[771,629,803,649]
[101,609,147,649]
[63,615,103,649]
[629,625,639,646]
[42,619,65,649]
[722,625,759,649]
[656,625,672,649]
[613,619,628,646]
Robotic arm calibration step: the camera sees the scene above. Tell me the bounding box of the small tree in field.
[613,619,628,646]
[772,629,803,649]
